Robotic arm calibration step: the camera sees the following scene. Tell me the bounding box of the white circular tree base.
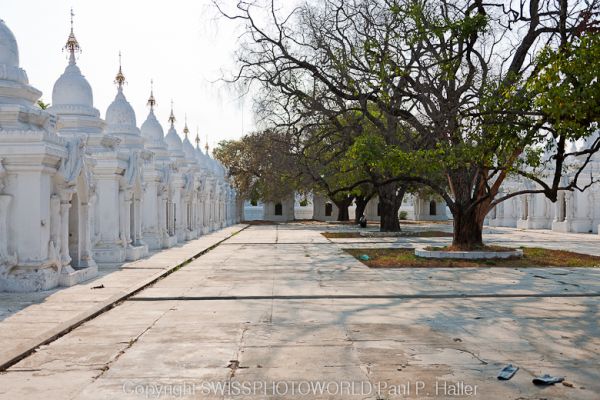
[415,248,523,260]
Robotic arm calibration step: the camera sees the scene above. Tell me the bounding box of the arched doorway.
[325,202,333,217]
[165,200,170,233]
[169,202,177,236]
[69,192,80,267]
[130,199,135,243]
[429,200,437,216]
[166,201,176,236]
[275,202,283,216]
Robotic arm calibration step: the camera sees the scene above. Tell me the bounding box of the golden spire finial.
[183,114,190,138]
[195,127,201,149]
[147,79,156,110]
[64,8,81,65]
[114,51,126,88]
[168,100,176,126]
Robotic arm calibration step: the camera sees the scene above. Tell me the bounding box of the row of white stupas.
[485,138,600,235]
[0,17,240,292]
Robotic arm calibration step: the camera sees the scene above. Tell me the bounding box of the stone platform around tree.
[415,248,523,259]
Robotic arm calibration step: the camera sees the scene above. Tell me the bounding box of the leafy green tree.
[214,125,375,222]
[213,130,298,203]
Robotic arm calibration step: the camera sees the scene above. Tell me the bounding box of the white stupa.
[181,117,198,165]
[195,135,214,176]
[0,19,44,110]
[0,18,76,291]
[104,54,142,149]
[48,13,104,139]
[141,82,169,163]
[164,103,185,161]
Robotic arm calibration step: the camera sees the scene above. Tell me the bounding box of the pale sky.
[2,0,253,150]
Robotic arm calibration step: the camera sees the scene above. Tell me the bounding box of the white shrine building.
[243,171,600,234]
[243,193,448,222]
[0,18,239,292]
[486,140,600,234]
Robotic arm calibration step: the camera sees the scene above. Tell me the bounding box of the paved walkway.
[0,224,247,370]
[0,223,599,399]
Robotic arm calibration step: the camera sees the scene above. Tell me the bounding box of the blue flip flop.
[498,364,519,380]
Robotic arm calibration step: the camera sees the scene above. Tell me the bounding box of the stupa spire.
[114,51,125,89]
[183,114,190,139]
[64,8,81,65]
[147,79,156,110]
[195,127,201,149]
[168,100,176,127]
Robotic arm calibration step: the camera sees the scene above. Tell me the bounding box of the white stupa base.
[93,244,126,263]
[126,243,148,261]
[59,264,98,287]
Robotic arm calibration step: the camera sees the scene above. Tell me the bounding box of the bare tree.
[216,0,600,246]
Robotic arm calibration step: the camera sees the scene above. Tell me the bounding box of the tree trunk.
[354,195,371,224]
[449,170,491,250]
[336,205,350,221]
[452,208,485,250]
[332,196,353,222]
[377,183,405,232]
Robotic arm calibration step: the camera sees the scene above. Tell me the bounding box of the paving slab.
[0,224,247,371]
[0,222,598,399]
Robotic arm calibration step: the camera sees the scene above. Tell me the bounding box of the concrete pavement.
[0,222,599,399]
[0,224,247,371]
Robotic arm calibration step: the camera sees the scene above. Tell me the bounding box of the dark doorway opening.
[429,200,437,216]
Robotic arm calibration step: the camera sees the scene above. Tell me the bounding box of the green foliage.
[345,130,445,181]
[528,33,600,140]
[213,131,299,202]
